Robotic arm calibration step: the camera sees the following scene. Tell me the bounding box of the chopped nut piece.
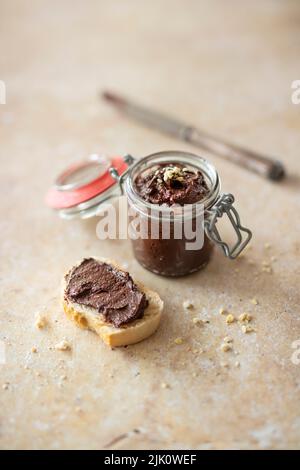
[183,300,193,310]
[31,347,38,353]
[262,266,273,274]
[163,166,185,183]
[192,372,197,378]
[221,343,232,352]
[174,337,183,345]
[223,336,233,343]
[35,314,47,329]
[192,317,203,326]
[161,382,169,389]
[55,340,71,351]
[238,313,252,323]
[2,383,9,390]
[235,361,240,368]
[251,298,258,305]
[220,361,229,368]
[264,243,271,249]
[225,314,235,324]
[241,325,255,334]
[219,308,227,315]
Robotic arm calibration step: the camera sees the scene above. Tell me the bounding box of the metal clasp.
[204,193,252,259]
[109,154,135,194]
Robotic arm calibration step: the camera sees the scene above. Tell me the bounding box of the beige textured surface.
[1,0,300,450]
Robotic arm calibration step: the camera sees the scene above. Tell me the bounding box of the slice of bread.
[62,257,163,347]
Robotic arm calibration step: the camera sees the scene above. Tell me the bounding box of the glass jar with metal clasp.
[46,151,252,277]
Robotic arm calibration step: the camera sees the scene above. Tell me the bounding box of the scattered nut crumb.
[241,325,255,334]
[219,308,227,315]
[251,298,258,305]
[238,313,252,323]
[2,383,9,390]
[221,343,232,352]
[225,314,235,324]
[192,317,203,326]
[55,340,71,351]
[264,243,271,249]
[235,361,240,368]
[174,337,183,345]
[192,372,197,378]
[183,300,193,310]
[75,406,82,414]
[35,314,47,329]
[31,347,38,353]
[220,361,229,368]
[262,266,273,274]
[271,256,277,262]
[223,336,233,343]
[161,382,169,389]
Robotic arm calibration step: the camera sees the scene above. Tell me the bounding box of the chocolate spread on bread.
[134,163,209,206]
[65,258,147,327]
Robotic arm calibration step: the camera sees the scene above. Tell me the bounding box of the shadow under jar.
[124,151,252,277]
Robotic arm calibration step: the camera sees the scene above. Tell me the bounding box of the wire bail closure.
[204,193,252,259]
[109,154,135,194]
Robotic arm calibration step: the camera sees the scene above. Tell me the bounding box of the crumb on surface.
[161,382,169,389]
[192,317,203,325]
[251,298,258,305]
[35,314,47,329]
[241,325,255,334]
[223,336,233,343]
[183,300,193,310]
[235,361,240,368]
[239,313,252,323]
[174,337,183,345]
[220,361,229,368]
[55,340,71,351]
[31,347,38,353]
[2,383,9,390]
[219,308,227,315]
[225,314,235,324]
[221,343,232,352]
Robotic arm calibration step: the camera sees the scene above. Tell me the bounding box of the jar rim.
[124,150,220,218]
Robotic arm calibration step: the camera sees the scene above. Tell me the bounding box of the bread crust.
[62,257,163,347]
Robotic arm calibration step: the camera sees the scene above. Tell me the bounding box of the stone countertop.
[0,0,300,450]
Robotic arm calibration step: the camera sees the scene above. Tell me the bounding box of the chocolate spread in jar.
[64,258,148,327]
[132,163,213,277]
[134,163,209,206]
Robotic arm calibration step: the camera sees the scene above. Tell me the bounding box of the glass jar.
[124,151,251,276]
[46,151,252,277]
